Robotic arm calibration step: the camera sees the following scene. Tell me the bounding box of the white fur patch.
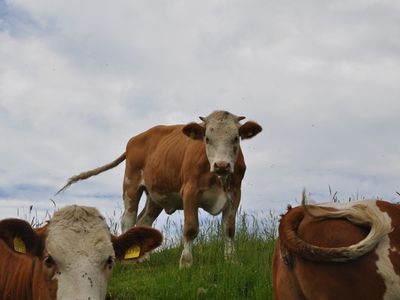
[46,206,115,300]
[201,187,229,215]
[150,191,182,214]
[124,176,131,186]
[375,223,400,299]
[121,192,137,232]
[180,240,193,269]
[203,112,240,174]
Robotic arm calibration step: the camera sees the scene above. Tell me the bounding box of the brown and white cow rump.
[57,110,262,268]
[273,198,400,300]
[0,205,162,300]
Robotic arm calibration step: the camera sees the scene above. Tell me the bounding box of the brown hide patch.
[296,251,386,299]
[112,226,163,260]
[277,205,387,299]
[0,219,44,257]
[182,122,205,140]
[298,214,370,248]
[239,121,262,139]
[0,221,56,300]
[272,240,305,300]
[0,240,57,300]
[0,240,35,300]
[31,257,58,300]
[389,248,400,278]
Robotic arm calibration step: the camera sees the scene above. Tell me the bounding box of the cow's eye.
[106,256,114,270]
[205,137,210,144]
[233,136,239,144]
[44,255,56,269]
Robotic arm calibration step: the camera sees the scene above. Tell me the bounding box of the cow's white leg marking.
[121,192,137,233]
[375,219,400,299]
[224,237,234,260]
[124,176,131,186]
[222,206,236,261]
[179,240,193,269]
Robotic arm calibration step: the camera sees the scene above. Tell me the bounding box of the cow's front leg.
[180,187,199,269]
[222,189,240,261]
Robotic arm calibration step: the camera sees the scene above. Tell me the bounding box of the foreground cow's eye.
[106,256,115,270]
[233,136,239,144]
[44,255,56,269]
[205,137,210,144]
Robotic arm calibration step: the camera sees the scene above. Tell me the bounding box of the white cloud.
[1,0,399,229]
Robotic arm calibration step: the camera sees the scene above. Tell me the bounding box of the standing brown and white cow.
[273,196,400,300]
[0,205,162,300]
[57,110,262,268]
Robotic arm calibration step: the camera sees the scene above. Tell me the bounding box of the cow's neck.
[218,175,232,192]
[218,175,234,204]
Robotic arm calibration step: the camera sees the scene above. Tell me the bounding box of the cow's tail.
[279,191,392,262]
[55,153,126,195]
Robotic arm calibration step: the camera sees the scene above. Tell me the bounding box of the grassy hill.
[107,211,277,299]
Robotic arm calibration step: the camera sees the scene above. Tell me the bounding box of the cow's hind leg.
[121,174,144,233]
[136,195,163,226]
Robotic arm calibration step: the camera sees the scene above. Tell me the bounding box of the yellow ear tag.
[190,131,196,139]
[124,245,141,260]
[13,236,27,254]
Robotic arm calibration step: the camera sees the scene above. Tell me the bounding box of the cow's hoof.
[179,253,193,269]
[138,252,151,263]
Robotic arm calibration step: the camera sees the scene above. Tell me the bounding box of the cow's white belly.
[149,192,183,214]
[200,187,229,215]
[148,188,229,216]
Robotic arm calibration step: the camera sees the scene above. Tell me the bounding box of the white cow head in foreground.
[183,110,262,176]
[0,205,162,300]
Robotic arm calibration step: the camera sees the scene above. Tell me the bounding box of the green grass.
[106,211,277,300]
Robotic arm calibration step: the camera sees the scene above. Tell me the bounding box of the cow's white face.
[43,205,163,300]
[0,205,162,300]
[46,207,115,300]
[203,117,241,175]
[183,110,262,176]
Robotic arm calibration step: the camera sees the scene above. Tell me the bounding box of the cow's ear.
[112,226,163,261]
[0,219,44,256]
[239,121,262,140]
[182,122,205,140]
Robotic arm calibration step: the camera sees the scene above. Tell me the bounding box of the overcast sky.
[1,0,399,231]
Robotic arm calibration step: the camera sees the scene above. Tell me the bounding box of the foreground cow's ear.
[0,219,44,256]
[239,121,262,140]
[182,122,205,140]
[112,226,163,261]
